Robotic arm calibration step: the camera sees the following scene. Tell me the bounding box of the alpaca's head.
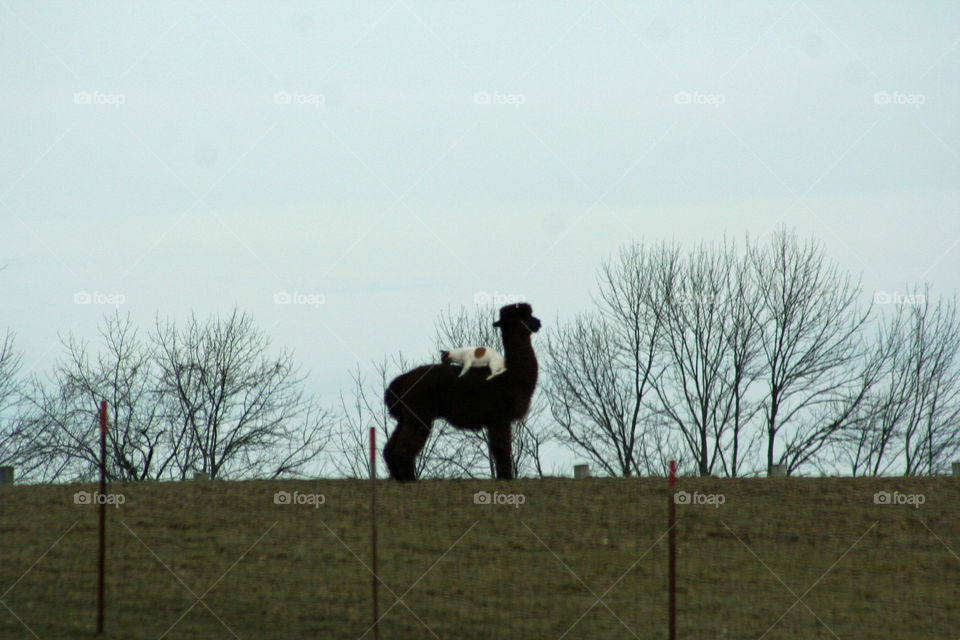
[492,303,541,334]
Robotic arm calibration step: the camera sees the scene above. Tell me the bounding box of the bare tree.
[0,330,43,477]
[828,309,904,476]
[843,287,960,475]
[0,266,37,473]
[746,229,873,475]
[544,314,643,476]
[20,311,329,481]
[152,308,331,479]
[647,240,763,476]
[781,336,886,475]
[77,315,169,480]
[332,362,391,479]
[720,243,766,476]
[0,330,21,422]
[543,243,679,476]
[21,315,173,482]
[900,291,960,474]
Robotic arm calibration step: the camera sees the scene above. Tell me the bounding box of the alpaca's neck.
[501,330,538,384]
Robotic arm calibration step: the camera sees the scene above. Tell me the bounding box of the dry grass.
[1,477,958,639]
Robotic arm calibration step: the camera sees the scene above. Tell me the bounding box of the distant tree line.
[541,228,960,477]
[0,310,330,482]
[1,227,958,481]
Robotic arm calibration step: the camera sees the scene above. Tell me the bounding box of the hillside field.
[1,476,958,639]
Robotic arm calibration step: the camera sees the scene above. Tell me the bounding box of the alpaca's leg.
[487,422,514,480]
[383,431,402,480]
[384,419,431,482]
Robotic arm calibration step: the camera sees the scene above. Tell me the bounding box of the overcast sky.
[2,2,958,470]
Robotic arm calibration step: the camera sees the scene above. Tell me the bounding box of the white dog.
[440,347,507,380]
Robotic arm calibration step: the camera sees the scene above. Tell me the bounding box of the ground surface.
[0,476,958,639]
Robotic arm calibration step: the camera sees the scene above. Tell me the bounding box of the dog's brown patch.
[474,347,486,358]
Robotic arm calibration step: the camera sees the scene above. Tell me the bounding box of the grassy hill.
[1,476,958,639]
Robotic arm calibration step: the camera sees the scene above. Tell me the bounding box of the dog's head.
[440,350,451,364]
[492,303,541,333]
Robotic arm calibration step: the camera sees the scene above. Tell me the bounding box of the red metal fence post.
[97,401,107,634]
[668,459,676,640]
[370,427,379,640]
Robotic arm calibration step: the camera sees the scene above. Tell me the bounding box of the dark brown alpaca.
[383,303,541,481]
